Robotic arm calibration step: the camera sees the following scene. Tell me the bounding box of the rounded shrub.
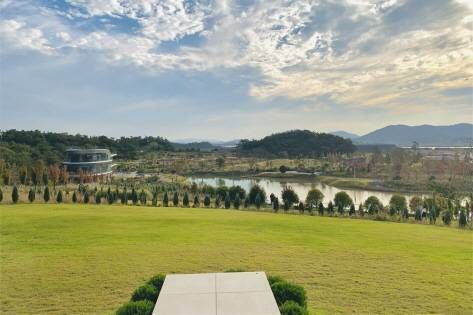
[116,300,154,315]
[271,281,307,308]
[267,275,284,286]
[146,274,165,294]
[279,300,309,315]
[131,284,158,302]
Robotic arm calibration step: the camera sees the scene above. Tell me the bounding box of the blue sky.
[1,0,472,140]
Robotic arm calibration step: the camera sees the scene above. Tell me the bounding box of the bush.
[116,300,154,315]
[224,194,231,209]
[249,185,266,205]
[204,195,211,207]
[83,190,89,204]
[271,281,307,308]
[12,186,19,203]
[131,284,158,302]
[28,188,35,203]
[72,191,77,203]
[56,190,63,203]
[183,192,189,207]
[0,188,3,202]
[95,192,101,204]
[147,274,165,293]
[334,191,353,208]
[459,210,467,228]
[441,210,452,225]
[279,300,308,315]
[267,275,284,286]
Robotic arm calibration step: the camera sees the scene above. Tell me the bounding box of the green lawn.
[0,204,471,314]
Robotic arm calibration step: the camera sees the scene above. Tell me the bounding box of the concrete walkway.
[152,271,280,315]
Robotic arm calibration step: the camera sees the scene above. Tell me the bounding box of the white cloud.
[0,19,54,54]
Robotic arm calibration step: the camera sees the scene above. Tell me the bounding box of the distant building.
[63,148,116,178]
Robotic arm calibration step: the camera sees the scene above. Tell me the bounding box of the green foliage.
[305,189,324,209]
[193,195,199,207]
[162,192,168,207]
[28,188,36,203]
[327,201,334,215]
[272,197,279,212]
[237,130,356,158]
[349,204,355,216]
[204,195,211,207]
[255,193,263,209]
[429,208,437,224]
[132,189,138,205]
[334,191,353,208]
[390,195,407,214]
[317,202,324,216]
[12,186,19,203]
[279,301,309,315]
[415,208,422,221]
[358,203,363,216]
[0,188,3,202]
[173,192,179,206]
[216,186,228,201]
[337,203,344,215]
[409,196,423,212]
[297,202,304,213]
[121,189,128,205]
[441,210,452,225]
[279,165,289,173]
[131,284,158,302]
[249,185,266,205]
[282,186,299,206]
[183,192,189,207]
[116,300,154,315]
[83,190,89,204]
[458,210,467,228]
[146,274,165,293]
[72,191,77,203]
[228,185,246,201]
[233,196,240,209]
[95,192,101,204]
[224,194,231,209]
[139,190,147,205]
[271,281,307,308]
[364,196,383,213]
[56,190,63,203]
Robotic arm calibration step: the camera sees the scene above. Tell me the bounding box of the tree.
[12,186,19,203]
[183,192,189,207]
[279,165,289,173]
[43,186,50,203]
[233,196,240,209]
[255,193,262,209]
[429,207,437,224]
[0,188,3,202]
[28,188,35,203]
[108,190,114,204]
[409,196,423,212]
[139,190,147,205]
[441,210,452,225]
[349,204,355,216]
[163,192,169,207]
[121,190,128,205]
[334,191,353,209]
[364,196,383,213]
[56,190,63,203]
[216,186,228,201]
[249,185,266,205]
[204,195,211,207]
[215,196,221,208]
[305,189,324,209]
[458,210,467,228]
[317,202,324,216]
[224,194,231,209]
[337,203,344,216]
[95,192,101,204]
[415,208,422,222]
[131,188,138,205]
[327,201,334,215]
[72,191,77,203]
[173,192,179,207]
[83,190,89,204]
[216,157,225,168]
[151,191,158,206]
[272,197,279,212]
[282,186,299,207]
[228,186,246,201]
[389,195,407,215]
[193,195,199,207]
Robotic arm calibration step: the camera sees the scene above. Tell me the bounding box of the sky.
[0,0,472,140]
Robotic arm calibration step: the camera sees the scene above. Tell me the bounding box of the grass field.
[0,204,471,314]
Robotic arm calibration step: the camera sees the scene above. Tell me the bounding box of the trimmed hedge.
[279,300,309,315]
[116,300,154,315]
[131,284,158,302]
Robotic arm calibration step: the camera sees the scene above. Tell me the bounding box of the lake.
[187,176,426,207]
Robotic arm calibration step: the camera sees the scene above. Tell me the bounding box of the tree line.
[2,183,470,229]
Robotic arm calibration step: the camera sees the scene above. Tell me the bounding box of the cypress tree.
[132,188,138,205]
[56,190,63,203]
[244,197,249,209]
[357,203,363,216]
[298,202,304,213]
[458,210,467,228]
[43,186,50,203]
[152,191,158,207]
[107,191,114,204]
[272,197,279,212]
[72,191,77,203]
[95,192,101,204]
[255,193,262,210]
[173,192,179,207]
[139,190,147,205]
[318,202,324,216]
[193,195,199,208]
[12,186,19,203]
[121,189,128,205]
[163,192,169,207]
[337,203,344,216]
[183,192,189,207]
[28,188,36,203]
[0,188,3,202]
[349,204,355,216]
[83,190,90,204]
[415,207,422,222]
[224,194,231,209]
[233,196,240,209]
[214,196,221,208]
[204,195,211,207]
[327,201,334,215]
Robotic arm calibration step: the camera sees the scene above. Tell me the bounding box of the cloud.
[0,19,54,54]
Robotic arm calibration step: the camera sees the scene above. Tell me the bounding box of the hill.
[237,130,356,157]
[171,141,218,151]
[330,130,359,139]
[356,123,473,146]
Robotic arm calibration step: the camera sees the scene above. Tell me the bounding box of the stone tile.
[160,273,216,294]
[217,291,280,315]
[216,271,271,293]
[153,292,216,315]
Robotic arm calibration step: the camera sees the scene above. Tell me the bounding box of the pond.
[187,176,427,207]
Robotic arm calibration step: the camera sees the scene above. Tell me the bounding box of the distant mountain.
[171,141,218,151]
[330,131,359,139]
[237,130,355,158]
[356,123,473,146]
[173,138,240,148]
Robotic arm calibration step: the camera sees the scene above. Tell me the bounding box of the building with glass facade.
[63,148,116,177]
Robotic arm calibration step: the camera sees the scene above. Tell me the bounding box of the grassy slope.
[0,204,471,315]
